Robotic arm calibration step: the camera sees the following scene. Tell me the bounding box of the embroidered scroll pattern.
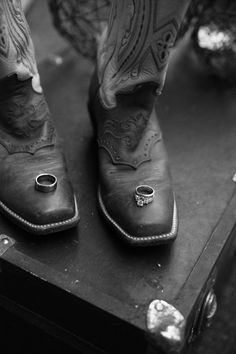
[0,0,37,76]
[0,93,55,154]
[0,79,55,154]
[98,112,161,169]
[0,4,9,58]
[0,95,49,138]
[98,0,179,108]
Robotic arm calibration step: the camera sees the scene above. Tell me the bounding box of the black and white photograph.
[0,1,235,353]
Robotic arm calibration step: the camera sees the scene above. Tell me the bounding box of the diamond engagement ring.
[35,174,57,193]
[135,185,155,207]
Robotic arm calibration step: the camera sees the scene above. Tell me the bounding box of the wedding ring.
[35,174,57,193]
[135,185,155,207]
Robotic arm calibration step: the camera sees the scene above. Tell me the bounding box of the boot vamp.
[0,144,75,225]
[100,138,174,237]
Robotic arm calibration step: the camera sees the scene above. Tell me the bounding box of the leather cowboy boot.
[0,0,79,234]
[88,0,191,245]
[89,75,177,246]
[0,74,79,234]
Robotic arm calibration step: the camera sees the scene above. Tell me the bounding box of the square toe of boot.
[103,188,175,238]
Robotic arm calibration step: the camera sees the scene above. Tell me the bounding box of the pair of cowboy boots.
[0,0,185,246]
[0,69,177,246]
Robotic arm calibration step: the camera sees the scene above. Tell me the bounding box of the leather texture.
[0,75,79,234]
[89,73,178,246]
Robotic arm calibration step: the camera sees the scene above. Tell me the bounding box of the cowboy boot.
[88,0,190,246]
[0,0,79,234]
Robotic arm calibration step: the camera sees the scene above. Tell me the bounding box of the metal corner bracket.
[146,299,186,353]
[0,234,15,257]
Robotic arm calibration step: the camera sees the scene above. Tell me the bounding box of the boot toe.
[0,148,79,234]
[100,184,177,246]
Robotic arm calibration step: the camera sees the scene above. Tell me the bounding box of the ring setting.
[35,174,57,193]
[135,185,155,207]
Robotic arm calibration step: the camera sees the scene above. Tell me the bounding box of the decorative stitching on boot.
[0,195,79,234]
[0,119,56,154]
[0,0,37,77]
[0,96,48,137]
[98,111,161,169]
[0,83,56,154]
[151,19,179,71]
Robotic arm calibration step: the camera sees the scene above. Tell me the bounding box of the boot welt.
[98,186,178,247]
[0,195,79,235]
